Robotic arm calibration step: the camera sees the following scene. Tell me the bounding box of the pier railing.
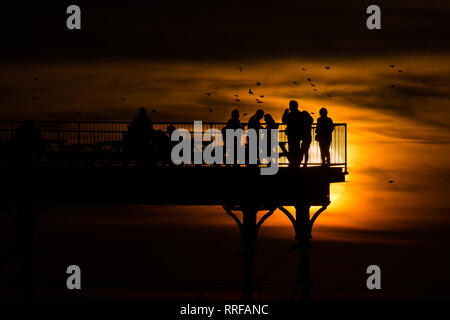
[0,120,347,170]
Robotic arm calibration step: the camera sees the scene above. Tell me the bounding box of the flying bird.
[260,95,264,98]
[398,70,403,72]
[121,97,125,101]
[390,85,396,89]
[293,81,298,85]
[313,89,317,92]
[390,65,395,68]
[256,82,261,87]
[206,92,211,96]
[152,109,157,113]
[327,94,332,98]
[243,113,247,116]
[389,180,394,183]
[249,89,253,95]
[325,66,330,70]
[307,78,311,82]
[301,68,306,71]
[256,100,263,103]
[235,94,239,97]
[209,109,213,112]
[310,83,315,87]
[235,99,240,102]
[34,77,38,81]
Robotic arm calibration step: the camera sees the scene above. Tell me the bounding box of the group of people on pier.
[8,100,334,168]
[127,100,334,168]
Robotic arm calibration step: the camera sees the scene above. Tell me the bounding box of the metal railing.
[0,120,347,170]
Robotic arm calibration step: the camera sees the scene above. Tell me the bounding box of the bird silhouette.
[209,109,213,112]
[313,89,317,92]
[389,180,394,183]
[243,113,247,116]
[293,81,298,85]
[249,89,253,95]
[325,66,330,70]
[390,85,396,89]
[121,97,125,101]
[307,78,311,82]
[206,92,211,96]
[260,95,264,98]
[235,94,239,97]
[327,93,332,98]
[398,70,403,72]
[235,99,240,102]
[390,65,395,68]
[311,83,315,87]
[238,67,243,72]
[256,100,263,103]
[152,109,157,114]
[34,77,38,81]
[256,82,261,87]
[301,68,306,71]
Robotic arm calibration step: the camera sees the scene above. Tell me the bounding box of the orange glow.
[1,55,449,243]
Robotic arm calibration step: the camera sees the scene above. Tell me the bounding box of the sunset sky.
[1,0,449,299]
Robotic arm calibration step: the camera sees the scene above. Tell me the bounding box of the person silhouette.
[282,100,303,167]
[129,107,154,166]
[248,109,264,164]
[248,109,264,131]
[225,109,244,130]
[132,107,154,141]
[300,110,313,168]
[14,119,43,166]
[264,114,279,159]
[315,107,334,166]
[223,109,245,165]
[264,114,278,130]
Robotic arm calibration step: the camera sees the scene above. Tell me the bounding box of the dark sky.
[2,0,449,61]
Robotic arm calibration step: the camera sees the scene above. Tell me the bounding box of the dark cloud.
[2,1,449,61]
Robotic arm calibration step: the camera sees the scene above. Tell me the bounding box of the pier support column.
[241,205,257,301]
[295,203,311,301]
[16,201,35,300]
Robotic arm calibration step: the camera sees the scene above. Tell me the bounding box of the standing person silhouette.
[130,107,154,166]
[248,109,264,164]
[223,109,245,165]
[282,100,303,167]
[300,110,313,168]
[264,114,279,159]
[225,109,244,131]
[315,107,334,166]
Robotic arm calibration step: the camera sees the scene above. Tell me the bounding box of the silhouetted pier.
[0,120,347,300]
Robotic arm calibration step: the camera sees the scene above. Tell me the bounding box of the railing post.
[344,123,347,174]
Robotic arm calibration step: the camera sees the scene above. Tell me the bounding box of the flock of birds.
[201,63,404,114]
[29,62,405,119]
